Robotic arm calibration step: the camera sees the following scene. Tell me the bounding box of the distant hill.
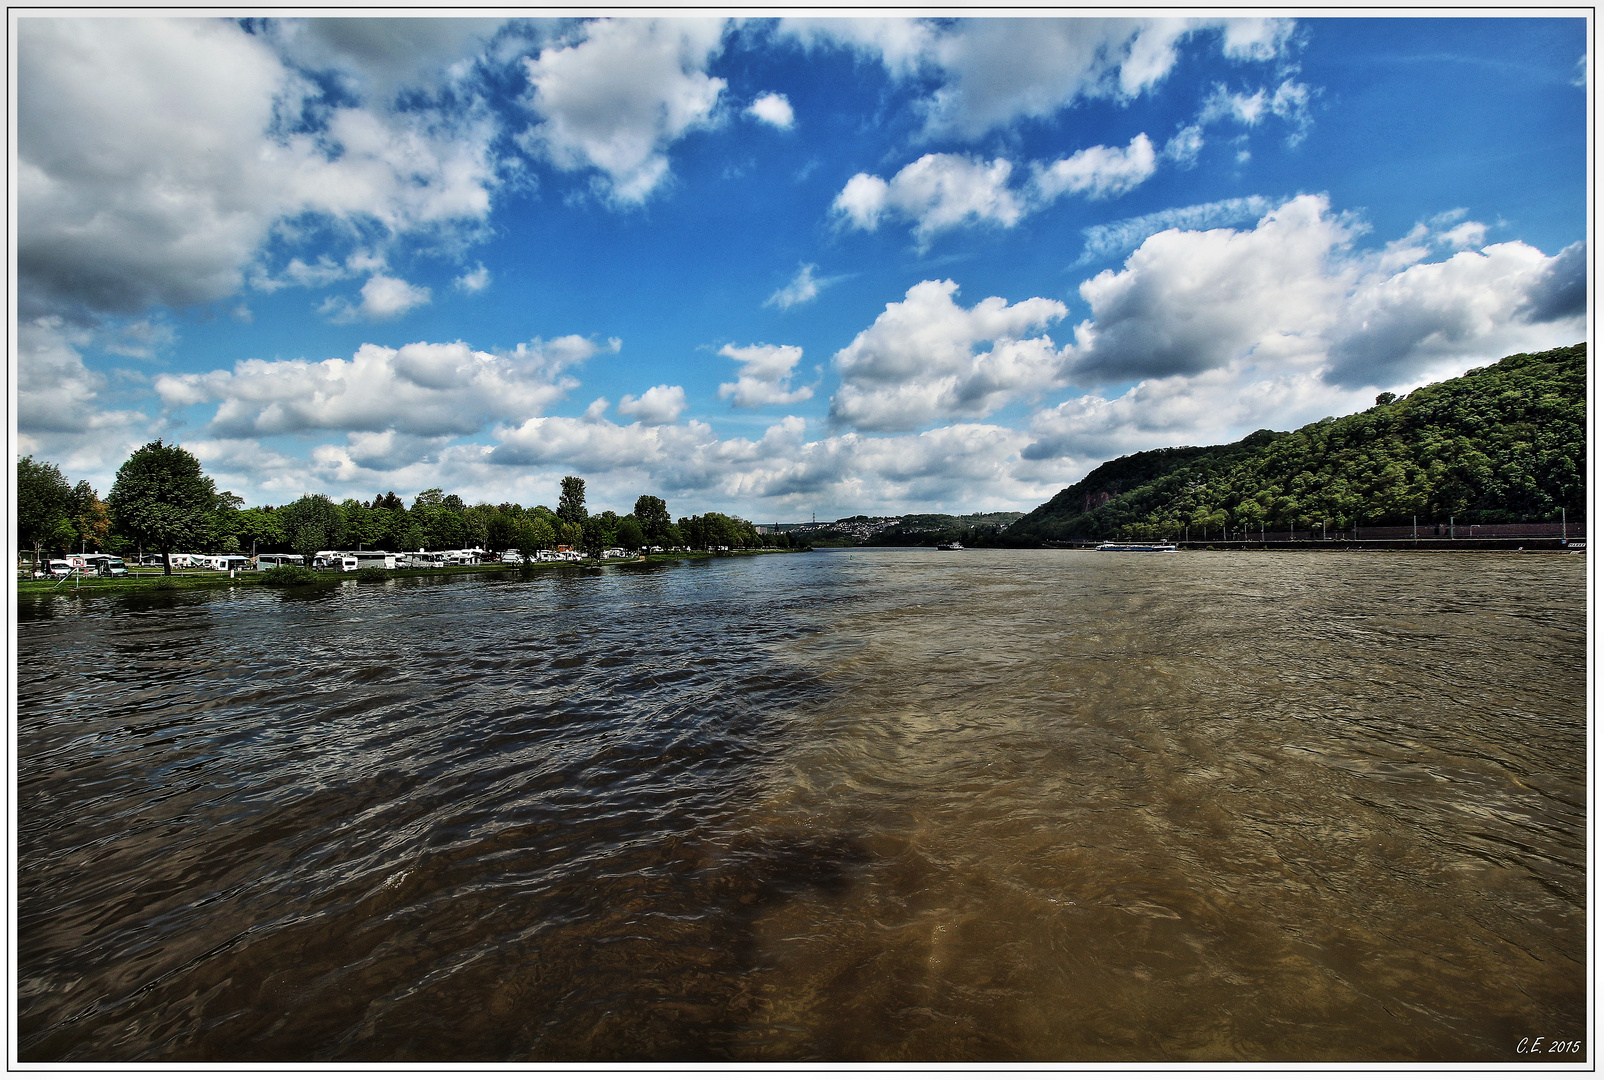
[1005,343,1586,544]
[788,512,1024,547]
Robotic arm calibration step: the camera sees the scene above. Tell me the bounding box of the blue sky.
[15,14,1588,520]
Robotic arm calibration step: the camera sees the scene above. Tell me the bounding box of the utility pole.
[1562,508,1567,544]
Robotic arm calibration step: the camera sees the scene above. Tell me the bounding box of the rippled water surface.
[17,549,1587,1062]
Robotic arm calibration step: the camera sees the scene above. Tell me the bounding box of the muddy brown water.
[16,549,1586,1062]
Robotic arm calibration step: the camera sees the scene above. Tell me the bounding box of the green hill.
[1006,342,1586,543]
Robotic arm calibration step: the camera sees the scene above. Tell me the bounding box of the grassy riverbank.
[15,548,800,597]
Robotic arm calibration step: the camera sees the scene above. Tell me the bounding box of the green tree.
[17,456,75,572]
[581,516,606,559]
[633,495,672,546]
[235,506,285,555]
[279,494,346,563]
[558,476,588,526]
[108,440,219,575]
[616,516,645,553]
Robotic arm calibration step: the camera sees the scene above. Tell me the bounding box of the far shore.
[16,548,802,597]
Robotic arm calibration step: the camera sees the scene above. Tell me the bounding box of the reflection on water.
[17,550,1585,1061]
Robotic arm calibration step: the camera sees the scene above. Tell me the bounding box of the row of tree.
[1005,342,1587,543]
[17,443,796,575]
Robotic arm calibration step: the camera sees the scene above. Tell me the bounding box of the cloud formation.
[719,344,814,407]
[782,17,1298,139]
[765,264,827,309]
[618,384,689,425]
[154,335,614,444]
[830,280,1068,431]
[747,92,795,129]
[17,17,499,322]
[1031,134,1157,201]
[519,18,727,204]
[836,137,1169,243]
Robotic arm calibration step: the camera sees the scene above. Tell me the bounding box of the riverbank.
[15,547,803,597]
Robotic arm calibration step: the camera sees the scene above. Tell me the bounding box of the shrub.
[354,566,388,583]
[262,565,318,586]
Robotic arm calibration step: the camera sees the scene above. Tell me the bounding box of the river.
[16,548,1587,1062]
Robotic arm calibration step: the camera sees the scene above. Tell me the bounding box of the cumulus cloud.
[747,92,795,128]
[781,17,1299,140]
[1066,195,1352,382]
[322,274,433,322]
[617,384,688,425]
[519,18,727,204]
[18,318,147,436]
[487,411,1050,515]
[830,280,1068,431]
[1032,134,1157,201]
[17,17,499,322]
[1062,194,1585,392]
[838,137,1168,243]
[267,17,501,104]
[833,154,1023,243]
[153,335,614,445]
[1326,241,1585,387]
[719,344,814,407]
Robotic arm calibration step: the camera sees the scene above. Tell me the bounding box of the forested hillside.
[1006,343,1586,543]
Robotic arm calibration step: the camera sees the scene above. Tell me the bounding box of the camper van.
[254,554,305,569]
[313,552,359,572]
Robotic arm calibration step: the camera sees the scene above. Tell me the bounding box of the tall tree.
[17,456,74,573]
[633,494,672,546]
[616,516,645,553]
[279,494,346,563]
[108,440,218,575]
[557,476,588,526]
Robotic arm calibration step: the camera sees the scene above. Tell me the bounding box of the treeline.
[864,512,1025,547]
[17,444,797,575]
[1005,342,1587,543]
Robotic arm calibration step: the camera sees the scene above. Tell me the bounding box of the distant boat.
[1096,542,1177,552]
[936,540,965,550]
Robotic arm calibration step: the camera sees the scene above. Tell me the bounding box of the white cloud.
[1437,221,1488,251]
[1075,196,1274,265]
[1219,18,1298,61]
[747,92,795,129]
[838,138,1166,244]
[267,17,502,104]
[1326,241,1582,387]
[154,335,613,443]
[455,264,492,293]
[830,280,1068,431]
[1066,195,1352,383]
[1163,125,1204,166]
[1062,194,1585,392]
[719,344,814,408]
[1199,79,1314,142]
[833,154,1023,244]
[17,17,499,322]
[519,18,727,204]
[617,384,688,425]
[765,264,827,309]
[781,17,1299,140]
[359,275,432,320]
[1032,134,1157,201]
[18,318,147,436]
